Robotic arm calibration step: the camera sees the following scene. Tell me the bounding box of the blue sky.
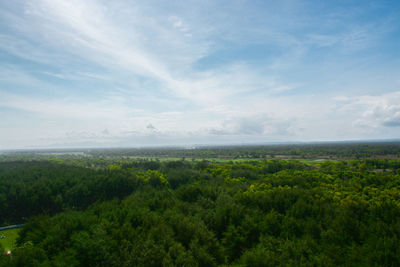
[0,0,400,149]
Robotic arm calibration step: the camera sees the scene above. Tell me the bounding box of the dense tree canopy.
[1,152,400,266]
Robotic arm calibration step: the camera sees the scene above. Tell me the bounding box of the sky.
[0,0,400,149]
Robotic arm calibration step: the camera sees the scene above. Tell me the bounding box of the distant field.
[298,158,332,164]
[130,156,330,164]
[0,228,20,252]
[128,156,260,163]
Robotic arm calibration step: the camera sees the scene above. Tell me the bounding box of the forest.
[1,143,400,266]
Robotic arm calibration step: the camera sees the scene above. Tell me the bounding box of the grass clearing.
[0,228,20,252]
[129,156,331,164]
[127,156,253,163]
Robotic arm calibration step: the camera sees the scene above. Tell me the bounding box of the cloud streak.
[0,0,399,148]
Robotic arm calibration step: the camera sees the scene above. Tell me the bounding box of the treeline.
[87,142,400,159]
[1,158,400,266]
[2,142,400,161]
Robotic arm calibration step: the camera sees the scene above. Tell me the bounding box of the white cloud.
[14,0,304,108]
[0,0,399,148]
[207,114,295,137]
[353,91,400,128]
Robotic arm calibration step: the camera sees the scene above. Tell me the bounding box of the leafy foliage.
[1,155,400,266]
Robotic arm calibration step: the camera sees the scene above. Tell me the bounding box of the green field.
[128,156,261,163]
[0,228,20,252]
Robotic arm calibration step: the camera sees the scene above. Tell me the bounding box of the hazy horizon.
[1,0,400,149]
[1,138,400,153]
